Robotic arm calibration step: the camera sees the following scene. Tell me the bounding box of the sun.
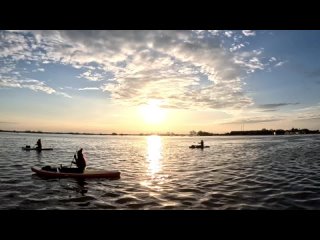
[139,100,166,124]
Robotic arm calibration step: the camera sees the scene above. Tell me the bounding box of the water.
[1,132,320,210]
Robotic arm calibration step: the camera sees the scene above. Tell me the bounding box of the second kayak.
[22,147,53,151]
[189,145,210,149]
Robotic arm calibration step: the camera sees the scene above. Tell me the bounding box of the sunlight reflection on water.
[146,135,162,175]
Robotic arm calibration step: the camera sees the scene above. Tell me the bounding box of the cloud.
[78,70,105,81]
[55,92,72,98]
[0,77,71,98]
[32,68,45,72]
[78,87,100,91]
[0,78,21,88]
[229,43,245,52]
[258,102,299,109]
[224,31,233,38]
[222,116,283,124]
[221,102,320,125]
[259,109,277,112]
[0,59,16,74]
[20,79,56,94]
[275,61,285,67]
[292,104,320,121]
[295,116,320,121]
[242,30,256,36]
[0,30,279,110]
[269,57,277,62]
[208,30,221,36]
[233,54,265,73]
[0,32,30,60]
[0,121,18,124]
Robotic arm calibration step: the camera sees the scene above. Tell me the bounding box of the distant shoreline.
[1,128,319,137]
[0,129,189,136]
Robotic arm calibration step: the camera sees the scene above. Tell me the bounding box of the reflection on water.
[36,151,42,162]
[76,179,88,195]
[58,179,88,196]
[146,136,162,175]
[140,136,165,192]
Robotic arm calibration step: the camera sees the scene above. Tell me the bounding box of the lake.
[1,132,320,209]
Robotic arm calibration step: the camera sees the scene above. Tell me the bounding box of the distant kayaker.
[199,140,204,148]
[35,139,42,150]
[72,148,86,173]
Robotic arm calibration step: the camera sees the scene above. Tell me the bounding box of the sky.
[1,30,320,134]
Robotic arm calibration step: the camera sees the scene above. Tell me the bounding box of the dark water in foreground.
[1,132,320,210]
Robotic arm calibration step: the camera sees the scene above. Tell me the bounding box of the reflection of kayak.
[189,145,210,149]
[31,167,121,179]
[22,147,53,151]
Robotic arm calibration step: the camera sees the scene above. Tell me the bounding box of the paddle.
[70,151,77,167]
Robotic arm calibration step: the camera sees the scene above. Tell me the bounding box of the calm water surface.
[1,132,320,209]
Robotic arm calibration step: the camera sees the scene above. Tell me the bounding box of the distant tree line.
[189,130,220,136]
[229,128,319,135]
[189,128,320,136]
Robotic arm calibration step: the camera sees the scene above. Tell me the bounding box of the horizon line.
[1,128,319,136]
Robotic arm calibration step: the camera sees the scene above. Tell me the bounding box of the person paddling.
[72,148,87,173]
[35,139,42,151]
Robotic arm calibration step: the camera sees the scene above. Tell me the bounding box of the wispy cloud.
[292,104,320,121]
[55,92,72,98]
[242,30,256,36]
[32,68,45,72]
[269,57,277,62]
[233,54,265,73]
[78,87,100,91]
[0,78,22,88]
[0,77,71,98]
[259,109,277,112]
[0,121,18,124]
[229,43,245,52]
[258,102,299,109]
[22,79,56,94]
[222,116,283,124]
[78,70,105,81]
[295,116,320,121]
[275,61,285,67]
[224,31,233,38]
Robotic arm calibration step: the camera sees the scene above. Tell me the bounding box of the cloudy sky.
[1,30,320,134]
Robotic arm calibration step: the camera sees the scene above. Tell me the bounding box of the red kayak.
[31,167,120,179]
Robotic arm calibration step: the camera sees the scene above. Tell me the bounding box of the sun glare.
[139,100,166,124]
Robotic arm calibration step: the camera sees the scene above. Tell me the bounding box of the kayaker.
[72,148,86,173]
[35,139,42,150]
[199,140,204,148]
